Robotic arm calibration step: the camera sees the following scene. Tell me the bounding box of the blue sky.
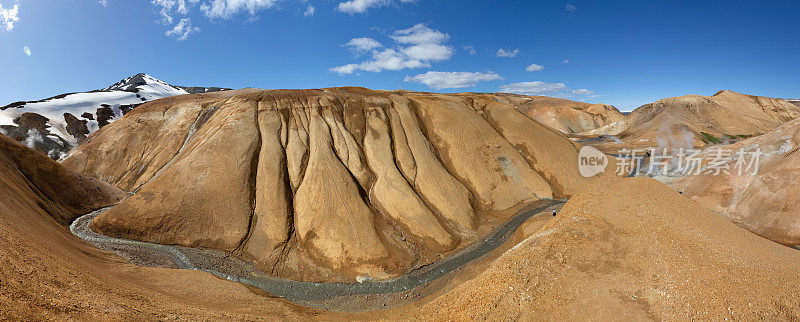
[1,0,798,111]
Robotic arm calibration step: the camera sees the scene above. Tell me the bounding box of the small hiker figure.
[552,210,557,217]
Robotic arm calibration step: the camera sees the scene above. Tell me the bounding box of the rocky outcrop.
[14,113,50,133]
[65,87,617,282]
[96,106,115,128]
[0,112,71,159]
[64,113,89,144]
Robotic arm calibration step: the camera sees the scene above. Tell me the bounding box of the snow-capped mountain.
[102,73,191,96]
[0,73,229,159]
[788,99,800,108]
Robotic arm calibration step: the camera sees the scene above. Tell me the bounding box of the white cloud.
[152,0,197,24]
[335,0,416,14]
[336,0,388,14]
[391,23,448,44]
[499,81,567,95]
[153,0,275,22]
[404,71,502,89]
[565,4,577,12]
[200,0,276,20]
[463,45,476,55]
[165,18,200,41]
[330,48,426,74]
[526,64,544,72]
[402,43,452,61]
[355,48,427,72]
[331,23,454,74]
[571,89,593,95]
[151,0,282,40]
[99,0,109,7]
[330,64,359,74]
[563,59,570,63]
[0,1,20,31]
[303,5,315,17]
[345,37,383,52]
[178,0,195,14]
[496,48,520,58]
[500,81,598,99]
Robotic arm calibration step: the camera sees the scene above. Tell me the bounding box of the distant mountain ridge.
[584,90,800,150]
[493,94,626,133]
[101,73,229,94]
[0,73,229,159]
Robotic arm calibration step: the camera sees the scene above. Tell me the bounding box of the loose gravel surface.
[71,199,563,312]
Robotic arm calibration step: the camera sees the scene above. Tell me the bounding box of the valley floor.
[5,177,800,320]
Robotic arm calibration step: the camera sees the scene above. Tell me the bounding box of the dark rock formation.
[64,113,89,144]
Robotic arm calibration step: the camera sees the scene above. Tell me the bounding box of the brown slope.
[0,134,312,319]
[62,88,259,192]
[587,90,800,151]
[673,117,800,245]
[710,90,800,123]
[493,93,625,133]
[406,177,800,320]
[0,134,126,223]
[64,87,618,283]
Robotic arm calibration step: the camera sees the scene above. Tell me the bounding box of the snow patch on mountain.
[0,73,227,159]
[0,114,14,128]
[1,74,190,144]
